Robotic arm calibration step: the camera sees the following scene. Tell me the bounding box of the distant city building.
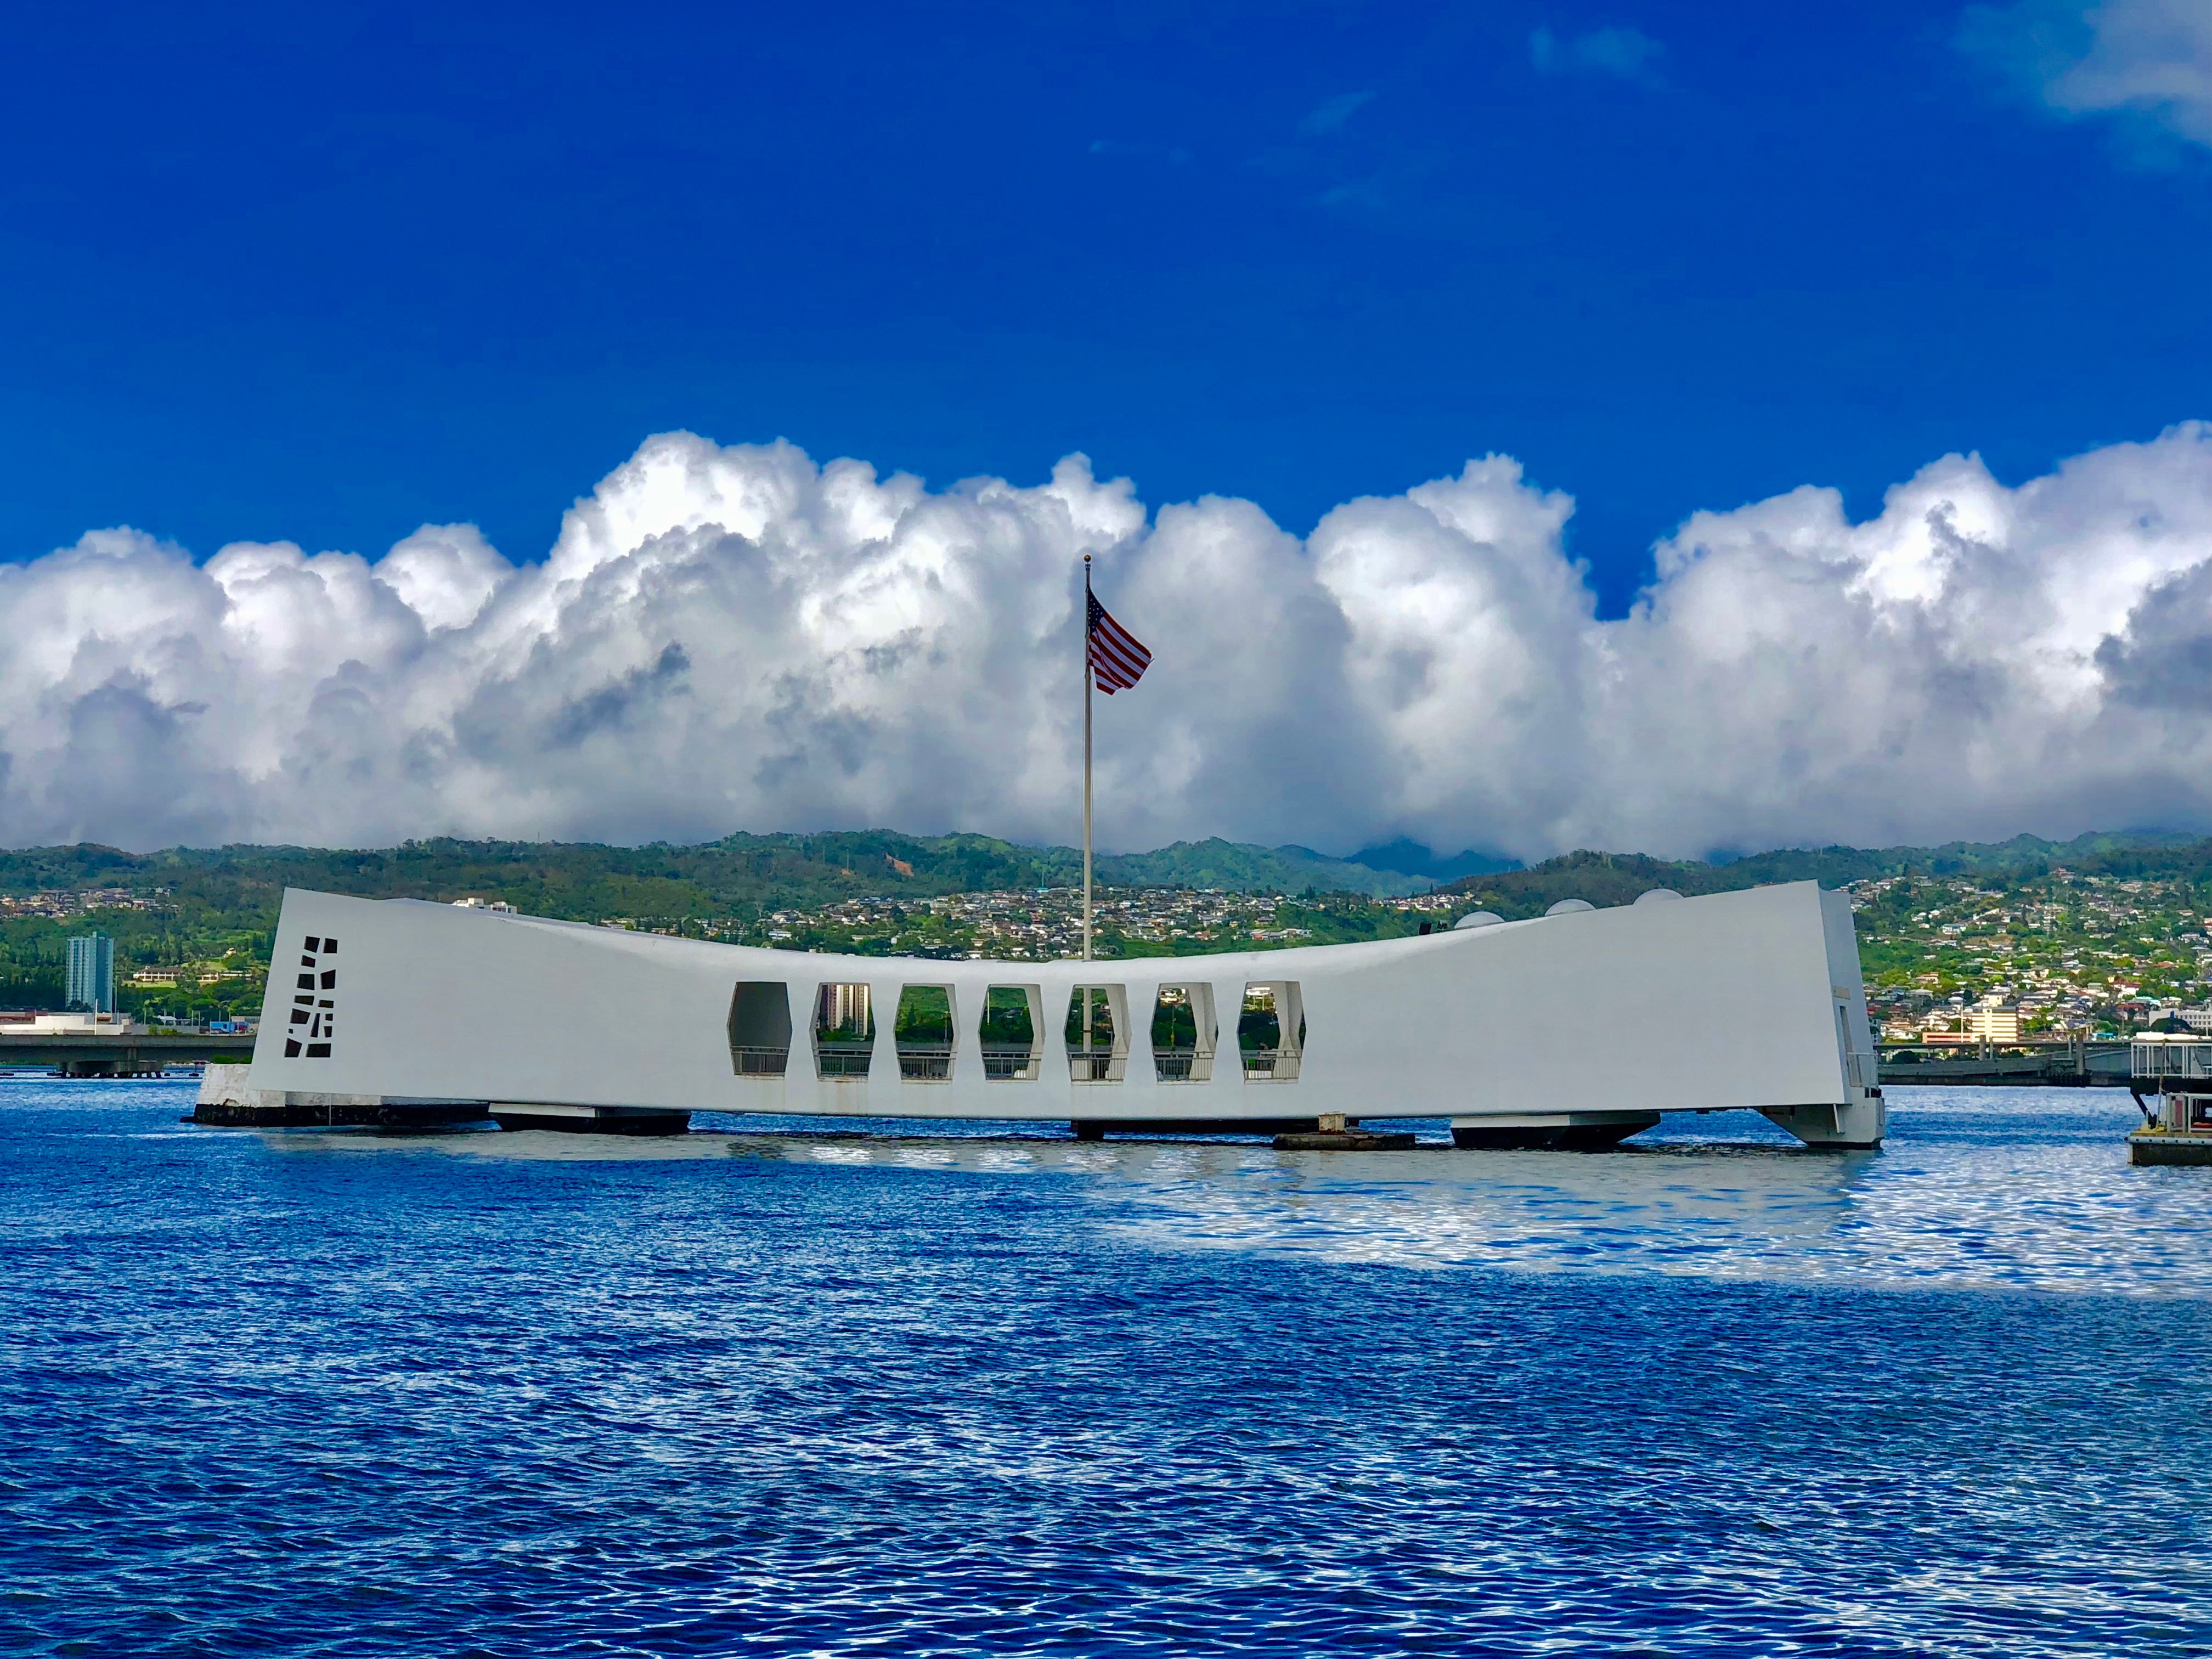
[1965,1007,2020,1043]
[819,982,871,1033]
[66,933,114,1013]
[0,1010,140,1034]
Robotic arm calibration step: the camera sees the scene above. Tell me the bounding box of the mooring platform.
[2129,1130,2212,1167]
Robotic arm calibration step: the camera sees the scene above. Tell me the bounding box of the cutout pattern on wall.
[285,934,338,1058]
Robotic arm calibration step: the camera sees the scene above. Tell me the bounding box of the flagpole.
[1082,554,1094,966]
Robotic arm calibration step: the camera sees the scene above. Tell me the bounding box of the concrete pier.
[487,1103,692,1135]
[1071,1117,1331,1141]
[1450,1112,1661,1150]
[1274,1128,1418,1150]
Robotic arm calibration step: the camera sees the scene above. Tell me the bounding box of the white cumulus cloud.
[7,423,2212,861]
[1964,0,2212,148]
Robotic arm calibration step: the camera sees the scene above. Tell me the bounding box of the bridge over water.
[1878,1040,2130,1087]
[0,1033,255,1077]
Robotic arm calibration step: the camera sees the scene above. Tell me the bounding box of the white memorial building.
[244,878,1886,1149]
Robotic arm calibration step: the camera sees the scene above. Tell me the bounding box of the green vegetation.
[7,826,2212,1037]
[979,988,1035,1048]
[1064,990,1116,1049]
[0,831,1431,1014]
[891,985,953,1045]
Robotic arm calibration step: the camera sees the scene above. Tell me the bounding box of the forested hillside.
[7,825,2212,1022]
[1440,832,2212,918]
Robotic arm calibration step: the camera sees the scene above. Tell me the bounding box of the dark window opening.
[727,981,793,1077]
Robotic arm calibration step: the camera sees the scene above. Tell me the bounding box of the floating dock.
[2128,1035,2212,1166]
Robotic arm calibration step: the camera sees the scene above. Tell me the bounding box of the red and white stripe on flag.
[1087,592,1152,693]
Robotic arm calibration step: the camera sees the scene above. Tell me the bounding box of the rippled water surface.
[5,1080,2210,1656]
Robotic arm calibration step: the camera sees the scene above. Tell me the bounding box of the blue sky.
[5,1,2205,616]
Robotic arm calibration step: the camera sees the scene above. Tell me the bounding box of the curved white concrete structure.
[247,878,1884,1148]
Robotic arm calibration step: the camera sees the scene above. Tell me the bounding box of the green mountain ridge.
[0,829,1438,918]
[7,827,2211,925]
[10,826,2212,1017]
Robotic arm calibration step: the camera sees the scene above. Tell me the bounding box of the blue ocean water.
[3,1081,2209,1657]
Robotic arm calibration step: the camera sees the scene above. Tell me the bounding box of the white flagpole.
[1082,554,1094,967]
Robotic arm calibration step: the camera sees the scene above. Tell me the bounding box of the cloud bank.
[7,423,2212,861]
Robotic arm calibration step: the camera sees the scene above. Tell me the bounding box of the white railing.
[983,1045,1037,1081]
[896,1043,952,1081]
[731,1045,788,1077]
[814,1039,873,1079]
[2133,1039,2212,1081]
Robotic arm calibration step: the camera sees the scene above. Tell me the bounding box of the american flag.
[1087,591,1151,693]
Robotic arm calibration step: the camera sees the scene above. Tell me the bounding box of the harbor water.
[4,1081,2209,1656]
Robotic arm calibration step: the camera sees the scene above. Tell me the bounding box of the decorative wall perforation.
[285,934,337,1058]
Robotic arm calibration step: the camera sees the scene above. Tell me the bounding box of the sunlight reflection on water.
[241,1084,2208,1298]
